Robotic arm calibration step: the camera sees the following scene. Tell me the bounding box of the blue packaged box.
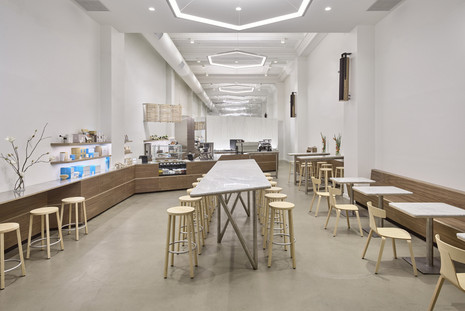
[60,167,72,180]
[72,165,84,177]
[89,165,96,175]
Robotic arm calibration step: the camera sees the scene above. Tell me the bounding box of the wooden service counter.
[0,153,278,249]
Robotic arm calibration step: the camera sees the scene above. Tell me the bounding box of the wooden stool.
[264,173,272,177]
[163,206,197,279]
[192,182,199,188]
[316,162,327,180]
[298,163,312,191]
[334,167,345,193]
[267,202,296,269]
[287,161,294,183]
[270,181,278,187]
[186,190,211,234]
[60,197,88,241]
[26,207,64,259]
[261,187,283,224]
[196,178,203,182]
[1,223,26,289]
[263,193,287,249]
[266,177,273,181]
[179,196,205,254]
[319,168,334,192]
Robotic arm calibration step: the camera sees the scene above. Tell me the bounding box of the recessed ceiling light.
[265,73,268,77]
[273,60,278,64]
[189,39,195,44]
[235,6,242,11]
[148,7,155,11]
[281,38,286,44]
[197,60,201,63]
[325,6,332,11]
[234,60,239,64]
[206,72,209,77]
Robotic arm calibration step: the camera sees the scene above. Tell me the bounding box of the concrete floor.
[1,162,464,310]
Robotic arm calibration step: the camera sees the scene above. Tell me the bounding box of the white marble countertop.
[288,152,329,156]
[190,159,271,197]
[331,177,375,184]
[389,202,465,218]
[297,155,344,161]
[353,186,412,196]
[457,233,465,242]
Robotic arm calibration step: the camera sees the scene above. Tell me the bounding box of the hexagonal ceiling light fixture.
[166,0,313,31]
[208,50,266,69]
[219,85,255,94]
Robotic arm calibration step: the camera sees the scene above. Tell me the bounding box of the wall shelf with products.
[50,155,112,165]
[50,142,111,147]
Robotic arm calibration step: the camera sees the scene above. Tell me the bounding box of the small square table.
[389,202,465,274]
[330,177,375,204]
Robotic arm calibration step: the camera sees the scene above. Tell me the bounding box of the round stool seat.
[62,197,85,204]
[179,195,202,203]
[192,182,199,187]
[320,168,332,172]
[266,177,273,181]
[264,173,272,177]
[265,187,283,193]
[0,223,19,233]
[167,206,195,215]
[186,188,194,195]
[269,202,295,210]
[264,193,287,200]
[197,178,203,182]
[30,206,59,215]
[202,174,207,177]
[270,181,277,187]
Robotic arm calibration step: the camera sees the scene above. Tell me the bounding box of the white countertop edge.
[389,202,465,218]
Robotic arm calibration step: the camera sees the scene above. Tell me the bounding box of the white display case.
[152,144,183,160]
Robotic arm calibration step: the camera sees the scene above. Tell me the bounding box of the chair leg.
[392,239,397,259]
[309,193,316,213]
[333,209,341,237]
[355,211,363,237]
[362,230,373,258]
[324,206,332,229]
[428,276,445,311]
[315,196,322,217]
[346,212,351,229]
[375,237,386,274]
[407,240,418,276]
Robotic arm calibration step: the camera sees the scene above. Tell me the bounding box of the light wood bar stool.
[26,207,64,259]
[196,178,203,182]
[264,173,272,177]
[319,167,334,191]
[270,181,278,187]
[263,193,287,249]
[1,223,26,289]
[60,197,88,241]
[316,161,327,179]
[267,201,296,269]
[334,167,345,192]
[266,177,273,182]
[186,189,211,234]
[179,195,205,254]
[287,161,294,183]
[298,163,313,191]
[262,187,283,225]
[192,182,199,188]
[163,206,197,279]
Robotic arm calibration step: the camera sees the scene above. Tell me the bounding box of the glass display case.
[152,144,183,160]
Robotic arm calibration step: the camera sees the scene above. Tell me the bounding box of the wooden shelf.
[51,141,111,147]
[143,139,170,143]
[124,151,133,154]
[124,140,133,143]
[50,155,111,165]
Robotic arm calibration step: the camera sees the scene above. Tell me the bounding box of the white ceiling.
[77,0,400,115]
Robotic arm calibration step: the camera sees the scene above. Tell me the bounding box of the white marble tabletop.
[190,159,271,197]
[457,233,465,242]
[288,152,329,156]
[353,186,412,196]
[389,202,465,218]
[297,155,344,161]
[331,177,375,184]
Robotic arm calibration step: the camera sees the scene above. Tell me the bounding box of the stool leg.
[40,215,45,249]
[190,213,198,267]
[164,214,172,278]
[187,214,194,279]
[56,211,64,250]
[1,233,4,289]
[171,215,176,267]
[289,210,296,269]
[83,201,88,235]
[45,214,51,259]
[263,203,270,249]
[68,204,72,235]
[75,202,79,241]
[267,207,275,268]
[282,210,288,251]
[60,203,65,230]
[26,214,33,259]
[16,229,26,276]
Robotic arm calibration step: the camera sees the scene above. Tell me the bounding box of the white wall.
[374,0,465,190]
[0,0,101,192]
[206,116,278,150]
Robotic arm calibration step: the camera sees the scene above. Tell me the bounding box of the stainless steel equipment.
[199,142,214,160]
[258,139,272,152]
[230,139,244,154]
[242,142,259,153]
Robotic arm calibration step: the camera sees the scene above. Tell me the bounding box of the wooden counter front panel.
[186,161,215,175]
[135,164,159,178]
[135,178,160,193]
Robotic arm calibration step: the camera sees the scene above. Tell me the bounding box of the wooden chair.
[309,177,330,217]
[324,187,363,237]
[362,202,417,276]
[428,234,465,310]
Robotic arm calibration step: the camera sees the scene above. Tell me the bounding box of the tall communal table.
[190,159,271,270]
[288,152,329,185]
[296,155,344,194]
[389,202,465,274]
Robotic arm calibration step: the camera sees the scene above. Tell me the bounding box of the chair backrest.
[311,177,321,192]
[328,187,342,207]
[436,234,465,289]
[367,201,386,233]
